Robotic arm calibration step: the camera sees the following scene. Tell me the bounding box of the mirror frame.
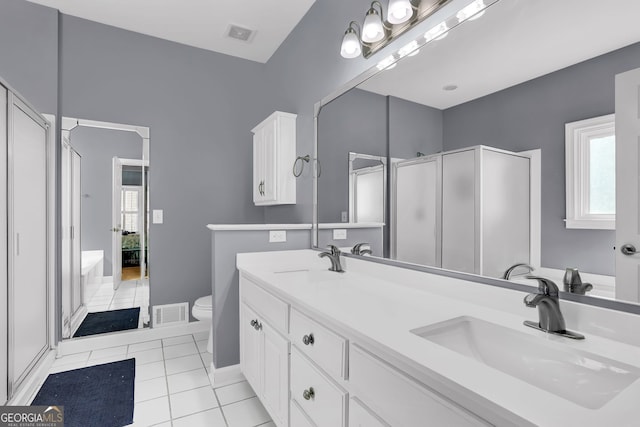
[311,0,640,316]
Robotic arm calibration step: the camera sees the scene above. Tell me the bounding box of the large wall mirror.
[315,0,640,309]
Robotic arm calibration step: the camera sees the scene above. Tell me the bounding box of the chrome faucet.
[523,276,584,339]
[502,263,534,280]
[351,243,372,256]
[563,268,593,295]
[318,245,344,273]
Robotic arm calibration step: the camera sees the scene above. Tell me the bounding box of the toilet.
[192,295,213,353]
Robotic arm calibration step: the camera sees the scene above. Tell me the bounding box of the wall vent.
[152,302,189,327]
[226,24,255,42]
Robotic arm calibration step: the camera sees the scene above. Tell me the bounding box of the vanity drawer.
[290,400,316,427]
[291,347,347,427]
[241,277,288,334]
[349,344,489,427]
[290,308,347,379]
[349,397,389,427]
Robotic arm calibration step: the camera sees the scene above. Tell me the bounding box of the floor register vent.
[153,302,189,327]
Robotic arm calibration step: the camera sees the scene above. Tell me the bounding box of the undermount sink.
[411,316,640,409]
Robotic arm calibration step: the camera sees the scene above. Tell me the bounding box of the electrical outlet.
[341,211,348,222]
[333,229,347,240]
[269,230,287,243]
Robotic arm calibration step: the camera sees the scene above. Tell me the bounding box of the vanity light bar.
[375,0,498,71]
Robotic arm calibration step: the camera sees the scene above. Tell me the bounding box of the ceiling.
[359,0,640,109]
[25,0,316,63]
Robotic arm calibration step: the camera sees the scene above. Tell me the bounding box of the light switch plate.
[152,209,163,224]
[333,229,347,240]
[269,230,287,243]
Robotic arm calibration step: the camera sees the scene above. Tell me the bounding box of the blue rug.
[73,307,140,337]
[31,359,135,427]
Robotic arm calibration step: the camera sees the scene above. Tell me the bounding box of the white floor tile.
[200,352,212,369]
[169,386,219,419]
[85,354,128,368]
[52,352,90,367]
[135,361,166,382]
[258,422,276,427]
[215,381,256,406]
[49,361,87,374]
[163,342,198,360]
[129,348,164,365]
[89,345,127,360]
[163,335,194,347]
[135,377,168,403]
[166,368,210,394]
[128,339,162,354]
[192,331,209,341]
[133,396,171,426]
[110,301,134,309]
[222,396,271,427]
[196,340,208,353]
[172,408,226,427]
[165,354,204,375]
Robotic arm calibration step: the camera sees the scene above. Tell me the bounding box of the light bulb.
[340,27,361,59]
[398,40,419,58]
[457,0,486,22]
[388,0,413,25]
[362,8,384,43]
[425,22,448,42]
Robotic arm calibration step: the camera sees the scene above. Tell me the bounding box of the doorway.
[61,117,151,338]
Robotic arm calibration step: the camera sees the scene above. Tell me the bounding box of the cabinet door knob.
[254,321,262,331]
[250,319,256,327]
[302,334,314,345]
[302,387,315,400]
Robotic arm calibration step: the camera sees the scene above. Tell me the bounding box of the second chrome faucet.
[318,245,345,273]
[523,276,584,339]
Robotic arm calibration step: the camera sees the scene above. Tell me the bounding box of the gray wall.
[212,229,310,368]
[443,42,640,276]
[70,126,142,276]
[389,96,443,159]
[58,14,276,313]
[318,228,384,257]
[317,89,388,223]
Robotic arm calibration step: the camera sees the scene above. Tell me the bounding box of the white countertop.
[206,222,385,231]
[236,250,640,427]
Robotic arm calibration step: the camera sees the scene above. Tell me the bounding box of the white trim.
[318,222,385,229]
[208,363,245,388]
[57,320,209,357]
[42,114,57,352]
[7,350,56,406]
[565,114,615,230]
[69,305,88,338]
[61,117,149,139]
[518,149,541,268]
[207,224,312,231]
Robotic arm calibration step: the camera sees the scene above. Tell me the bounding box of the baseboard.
[69,305,88,338]
[57,320,209,357]
[208,363,244,388]
[8,350,56,406]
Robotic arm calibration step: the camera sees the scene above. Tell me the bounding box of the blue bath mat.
[74,307,140,337]
[31,358,135,427]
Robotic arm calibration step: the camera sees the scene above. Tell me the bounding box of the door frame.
[118,160,149,281]
[61,117,150,286]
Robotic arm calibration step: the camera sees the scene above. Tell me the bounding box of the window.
[121,187,141,233]
[565,114,615,229]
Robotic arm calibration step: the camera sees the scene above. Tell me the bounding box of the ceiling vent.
[226,25,255,43]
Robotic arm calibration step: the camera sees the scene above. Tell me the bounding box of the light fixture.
[457,0,486,22]
[340,21,362,58]
[376,55,397,70]
[339,0,495,59]
[424,22,449,42]
[387,0,414,25]
[362,1,386,43]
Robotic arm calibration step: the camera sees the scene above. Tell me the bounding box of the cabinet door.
[253,132,264,203]
[262,322,289,427]
[261,120,278,203]
[240,304,262,393]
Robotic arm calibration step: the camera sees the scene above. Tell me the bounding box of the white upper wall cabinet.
[252,111,297,206]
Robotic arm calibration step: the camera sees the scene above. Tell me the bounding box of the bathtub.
[82,250,104,304]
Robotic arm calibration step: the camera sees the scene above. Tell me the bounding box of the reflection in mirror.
[349,152,386,224]
[315,0,640,306]
[61,119,150,339]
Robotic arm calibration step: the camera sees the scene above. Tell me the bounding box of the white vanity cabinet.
[251,111,297,206]
[240,279,290,427]
[239,272,490,427]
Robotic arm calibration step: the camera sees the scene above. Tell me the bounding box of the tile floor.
[42,331,273,427]
[85,279,150,327]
